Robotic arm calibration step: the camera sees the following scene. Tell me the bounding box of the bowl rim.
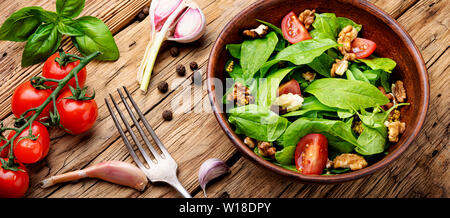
[206,0,430,183]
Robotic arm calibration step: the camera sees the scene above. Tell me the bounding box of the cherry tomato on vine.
[295,133,328,175]
[0,158,29,198]
[281,11,311,44]
[8,121,50,164]
[11,81,53,120]
[0,140,8,158]
[42,52,87,91]
[351,38,377,59]
[56,89,98,135]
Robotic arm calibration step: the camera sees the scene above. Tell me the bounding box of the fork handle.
[168,179,192,198]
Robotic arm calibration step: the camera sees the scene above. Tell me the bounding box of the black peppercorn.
[192,70,202,86]
[189,61,198,71]
[142,6,149,15]
[170,47,179,57]
[176,64,186,76]
[157,81,168,93]
[137,12,146,21]
[162,110,173,121]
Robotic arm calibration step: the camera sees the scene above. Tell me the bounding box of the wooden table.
[0,0,447,198]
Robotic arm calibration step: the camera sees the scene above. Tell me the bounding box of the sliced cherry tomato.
[56,89,98,135]
[11,81,53,120]
[351,38,377,59]
[278,79,301,96]
[8,121,50,164]
[0,158,29,198]
[281,11,312,44]
[42,52,87,91]
[295,133,328,175]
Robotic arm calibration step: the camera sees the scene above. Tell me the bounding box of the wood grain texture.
[0,0,446,198]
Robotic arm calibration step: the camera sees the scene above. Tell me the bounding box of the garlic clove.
[167,7,206,43]
[198,158,230,197]
[152,0,183,31]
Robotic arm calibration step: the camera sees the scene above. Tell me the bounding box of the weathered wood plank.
[192,0,449,198]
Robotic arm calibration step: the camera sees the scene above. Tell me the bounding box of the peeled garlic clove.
[152,0,183,31]
[167,7,206,43]
[198,158,230,197]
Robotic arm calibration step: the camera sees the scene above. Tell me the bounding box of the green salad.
[223,10,409,175]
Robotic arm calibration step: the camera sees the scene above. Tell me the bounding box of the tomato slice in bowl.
[351,38,377,59]
[278,79,301,96]
[295,133,328,175]
[281,11,312,44]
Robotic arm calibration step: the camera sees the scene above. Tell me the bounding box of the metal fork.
[105,86,191,198]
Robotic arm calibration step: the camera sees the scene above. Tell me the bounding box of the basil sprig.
[0,0,119,67]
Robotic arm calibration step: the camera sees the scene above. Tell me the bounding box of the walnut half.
[392,80,407,103]
[385,121,406,143]
[330,59,349,77]
[243,24,269,39]
[258,141,276,158]
[299,9,315,30]
[333,153,368,171]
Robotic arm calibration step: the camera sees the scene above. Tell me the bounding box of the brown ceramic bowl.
[207,0,429,183]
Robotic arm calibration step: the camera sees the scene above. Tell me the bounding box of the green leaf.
[307,52,335,77]
[282,96,337,117]
[22,23,61,67]
[358,57,397,73]
[72,16,119,61]
[255,67,295,107]
[225,59,244,81]
[56,0,85,18]
[260,39,338,76]
[226,43,241,59]
[349,64,369,83]
[275,146,296,165]
[35,10,58,23]
[240,31,278,81]
[0,6,43,42]
[228,104,289,142]
[305,78,390,110]
[277,118,359,152]
[57,18,84,36]
[356,123,387,155]
[311,13,338,41]
[336,17,362,32]
[273,163,298,172]
[256,19,283,36]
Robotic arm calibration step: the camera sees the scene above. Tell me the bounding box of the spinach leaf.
[275,146,296,165]
[356,123,387,155]
[277,118,359,153]
[256,19,283,36]
[225,59,244,81]
[22,23,61,67]
[255,67,295,107]
[346,69,356,80]
[349,64,369,83]
[260,39,338,76]
[226,44,241,59]
[379,70,391,92]
[311,13,338,41]
[336,17,362,32]
[337,110,355,119]
[307,52,335,77]
[305,78,389,110]
[228,104,290,142]
[240,31,278,81]
[362,69,380,85]
[57,18,83,36]
[0,7,43,42]
[56,0,85,18]
[358,57,397,73]
[282,96,337,117]
[256,19,287,51]
[274,163,298,172]
[72,16,119,61]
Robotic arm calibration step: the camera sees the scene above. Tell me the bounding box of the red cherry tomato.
[11,81,52,120]
[56,89,98,135]
[42,52,87,91]
[278,79,301,96]
[295,133,328,175]
[281,11,312,44]
[0,158,29,198]
[0,140,8,158]
[351,38,377,59]
[8,121,50,164]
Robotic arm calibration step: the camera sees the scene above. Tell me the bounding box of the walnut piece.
[243,24,269,39]
[299,9,315,30]
[227,82,254,106]
[302,71,316,82]
[385,121,406,143]
[333,153,368,171]
[244,137,256,149]
[330,59,349,77]
[337,25,358,55]
[392,80,407,103]
[258,141,276,157]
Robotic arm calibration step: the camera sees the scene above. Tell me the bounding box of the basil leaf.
[305,78,390,110]
[0,6,43,42]
[275,146,296,165]
[336,17,362,32]
[56,0,85,18]
[358,57,397,73]
[260,39,338,76]
[240,31,278,81]
[22,23,61,67]
[228,104,289,142]
[57,18,83,36]
[255,67,295,107]
[72,16,119,61]
[34,9,58,23]
[226,43,241,59]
